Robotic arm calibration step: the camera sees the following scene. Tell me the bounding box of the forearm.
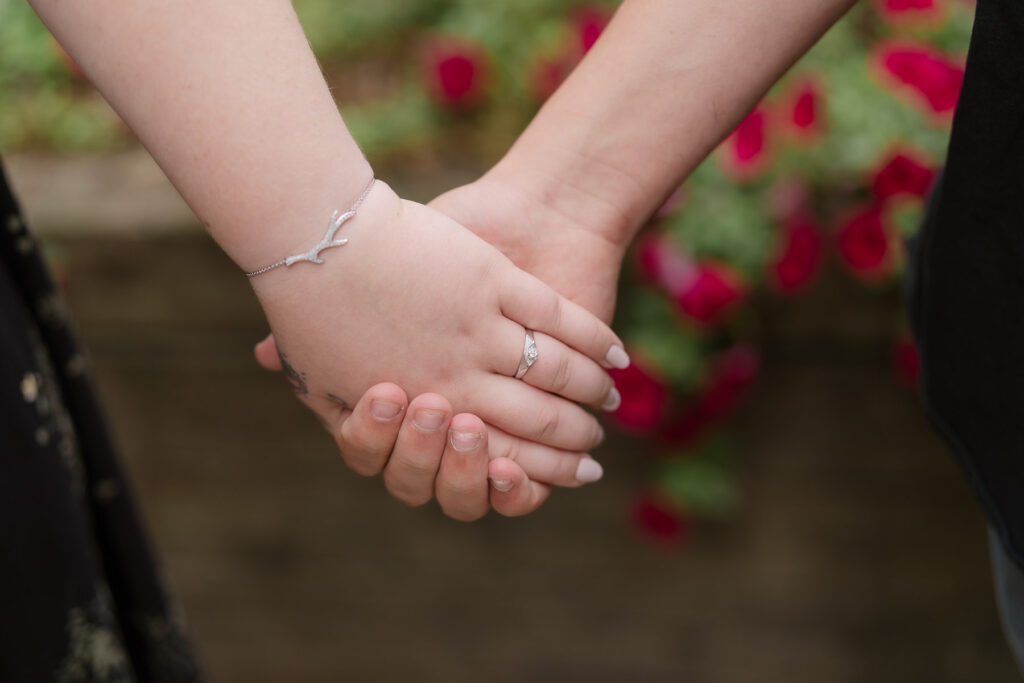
[489,0,856,248]
[28,0,372,272]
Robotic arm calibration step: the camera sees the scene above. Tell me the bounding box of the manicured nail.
[575,458,604,484]
[490,478,514,493]
[370,400,403,422]
[412,409,446,432]
[602,387,621,412]
[606,345,630,369]
[449,430,482,452]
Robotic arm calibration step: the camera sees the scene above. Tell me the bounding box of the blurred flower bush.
[0,0,974,543]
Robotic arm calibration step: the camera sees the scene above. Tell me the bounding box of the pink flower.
[425,39,488,110]
[631,494,688,545]
[573,6,611,54]
[871,151,936,202]
[719,105,772,179]
[674,262,745,326]
[781,78,825,142]
[882,0,936,9]
[636,233,696,297]
[663,346,760,444]
[875,0,943,24]
[836,205,892,279]
[608,361,668,432]
[875,42,964,116]
[769,215,822,294]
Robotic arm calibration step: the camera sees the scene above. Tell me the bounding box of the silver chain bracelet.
[244,177,376,278]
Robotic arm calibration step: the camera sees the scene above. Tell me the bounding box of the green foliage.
[657,437,741,519]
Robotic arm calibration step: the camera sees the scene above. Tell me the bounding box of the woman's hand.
[252,180,624,456]
[256,177,629,518]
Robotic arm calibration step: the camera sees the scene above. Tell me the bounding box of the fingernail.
[606,345,630,369]
[575,458,604,483]
[370,400,403,422]
[490,478,514,493]
[449,430,482,452]
[602,387,621,412]
[412,409,446,432]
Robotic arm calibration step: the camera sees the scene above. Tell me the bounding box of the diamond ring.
[514,330,539,379]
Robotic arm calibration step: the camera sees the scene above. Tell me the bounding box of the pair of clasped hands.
[249,167,631,522]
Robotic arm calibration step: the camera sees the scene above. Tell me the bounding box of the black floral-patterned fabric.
[0,163,202,682]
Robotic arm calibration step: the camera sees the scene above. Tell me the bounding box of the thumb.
[253,333,283,371]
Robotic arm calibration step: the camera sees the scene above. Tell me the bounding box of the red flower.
[875,0,943,25]
[675,262,745,326]
[636,233,697,297]
[425,39,488,109]
[893,337,921,388]
[769,215,823,294]
[881,0,936,10]
[875,42,964,116]
[781,78,825,142]
[663,346,760,444]
[719,105,771,179]
[836,205,892,279]
[573,6,611,54]
[631,494,688,545]
[871,151,936,202]
[609,361,668,432]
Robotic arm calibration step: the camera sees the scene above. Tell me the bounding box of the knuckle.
[534,409,561,441]
[545,295,563,328]
[548,352,573,394]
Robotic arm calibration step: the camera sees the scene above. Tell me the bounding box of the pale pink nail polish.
[606,346,630,369]
[575,458,604,483]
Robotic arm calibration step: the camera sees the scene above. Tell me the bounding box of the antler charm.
[284,209,354,267]
[243,178,376,278]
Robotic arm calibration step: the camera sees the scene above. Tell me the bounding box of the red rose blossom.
[573,6,611,54]
[876,42,964,116]
[425,40,488,109]
[631,494,688,544]
[836,205,891,278]
[663,346,760,444]
[609,361,668,432]
[783,78,825,142]
[675,262,745,326]
[770,215,822,294]
[871,151,936,202]
[875,0,943,25]
[719,105,772,179]
[882,0,936,9]
[636,233,697,297]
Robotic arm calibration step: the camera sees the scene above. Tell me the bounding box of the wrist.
[485,131,653,253]
[237,160,378,276]
[247,177,401,301]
